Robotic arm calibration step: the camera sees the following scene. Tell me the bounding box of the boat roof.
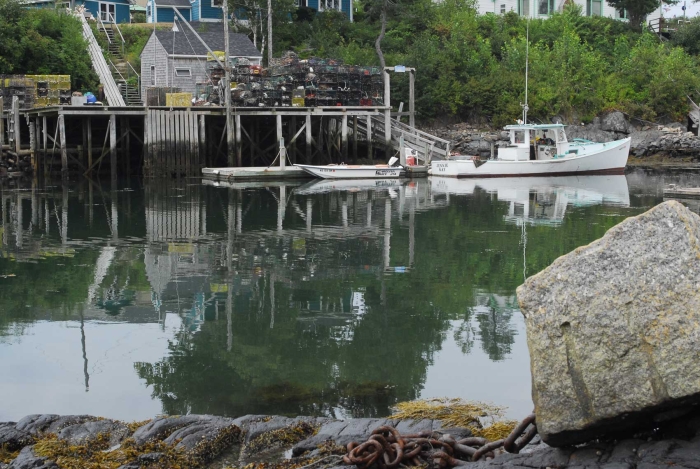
[503,123,566,130]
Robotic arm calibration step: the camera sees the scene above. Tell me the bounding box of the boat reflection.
[431,175,630,225]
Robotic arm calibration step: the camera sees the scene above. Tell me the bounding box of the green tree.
[605,0,673,31]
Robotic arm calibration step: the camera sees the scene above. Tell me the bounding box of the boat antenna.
[521,19,530,125]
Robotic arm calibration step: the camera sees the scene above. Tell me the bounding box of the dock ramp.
[75,9,126,107]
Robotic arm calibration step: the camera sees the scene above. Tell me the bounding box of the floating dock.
[202,166,311,181]
[663,186,700,198]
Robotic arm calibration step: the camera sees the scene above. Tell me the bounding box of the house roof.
[152,23,262,57]
[154,0,191,7]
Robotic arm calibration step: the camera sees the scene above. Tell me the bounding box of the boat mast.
[521,19,529,125]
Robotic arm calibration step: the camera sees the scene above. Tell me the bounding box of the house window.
[175,68,192,77]
[150,65,155,86]
[146,4,151,16]
[518,0,529,16]
[500,3,506,13]
[538,0,555,15]
[616,8,628,18]
[587,0,602,15]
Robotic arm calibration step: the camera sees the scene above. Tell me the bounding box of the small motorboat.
[295,158,403,179]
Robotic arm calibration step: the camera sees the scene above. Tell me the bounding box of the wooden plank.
[59,114,68,178]
[192,111,200,172]
[42,116,48,177]
[13,96,20,154]
[184,111,190,176]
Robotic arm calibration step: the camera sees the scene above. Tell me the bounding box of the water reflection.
[0,171,673,422]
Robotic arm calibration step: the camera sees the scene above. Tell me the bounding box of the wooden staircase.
[97,17,143,106]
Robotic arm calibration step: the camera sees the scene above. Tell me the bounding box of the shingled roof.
[153,22,261,57]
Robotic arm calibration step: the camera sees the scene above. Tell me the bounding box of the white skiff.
[295,164,403,179]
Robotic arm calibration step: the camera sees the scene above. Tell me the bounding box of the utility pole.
[267,0,272,65]
[223,0,235,165]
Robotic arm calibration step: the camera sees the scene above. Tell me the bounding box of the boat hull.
[430,138,630,178]
[295,164,403,179]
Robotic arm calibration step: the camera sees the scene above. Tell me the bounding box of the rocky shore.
[423,112,700,163]
[1,409,699,469]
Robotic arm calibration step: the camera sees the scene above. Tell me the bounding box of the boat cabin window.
[513,130,527,144]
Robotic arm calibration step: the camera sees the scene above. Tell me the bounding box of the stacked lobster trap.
[200,52,384,107]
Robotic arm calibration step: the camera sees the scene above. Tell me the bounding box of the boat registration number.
[319,169,336,173]
[375,170,396,176]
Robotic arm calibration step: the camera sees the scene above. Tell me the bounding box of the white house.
[475,0,663,25]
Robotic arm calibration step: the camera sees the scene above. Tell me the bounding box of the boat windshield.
[513,130,527,144]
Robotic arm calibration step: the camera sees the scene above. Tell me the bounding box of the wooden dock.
[1,101,450,181]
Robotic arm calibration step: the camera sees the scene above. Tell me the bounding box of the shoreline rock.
[517,200,700,447]
[1,410,699,468]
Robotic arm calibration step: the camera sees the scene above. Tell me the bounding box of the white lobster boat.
[295,159,403,179]
[429,123,631,178]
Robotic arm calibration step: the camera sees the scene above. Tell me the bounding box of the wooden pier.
[1,99,450,180]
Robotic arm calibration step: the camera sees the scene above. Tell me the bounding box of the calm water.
[0,169,697,423]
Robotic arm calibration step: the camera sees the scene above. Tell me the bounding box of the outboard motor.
[388,156,400,167]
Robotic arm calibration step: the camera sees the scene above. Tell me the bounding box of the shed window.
[150,65,155,85]
[175,68,192,77]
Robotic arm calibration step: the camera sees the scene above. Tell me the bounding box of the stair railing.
[96,14,112,44]
[108,13,126,57]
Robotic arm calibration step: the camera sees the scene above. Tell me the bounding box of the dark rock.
[601,111,630,133]
[132,414,240,464]
[137,452,164,463]
[517,201,700,447]
[57,419,130,447]
[7,446,58,469]
[0,423,33,452]
[15,415,96,436]
[130,415,207,446]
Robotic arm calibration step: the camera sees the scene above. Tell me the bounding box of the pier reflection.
[0,173,647,421]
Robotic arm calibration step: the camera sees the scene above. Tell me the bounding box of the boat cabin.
[499,124,572,161]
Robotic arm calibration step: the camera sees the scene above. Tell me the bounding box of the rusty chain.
[342,413,537,468]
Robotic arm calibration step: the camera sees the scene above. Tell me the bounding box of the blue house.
[147,0,192,22]
[298,0,353,21]
[22,0,132,23]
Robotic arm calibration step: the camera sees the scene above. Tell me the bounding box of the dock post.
[353,117,358,164]
[143,114,150,173]
[341,113,348,161]
[227,112,235,166]
[235,114,242,167]
[29,117,35,173]
[409,69,415,129]
[42,117,48,177]
[125,118,131,176]
[305,114,312,163]
[198,114,206,166]
[279,137,286,170]
[12,97,20,155]
[86,118,93,173]
[276,114,283,158]
[81,118,88,166]
[290,116,297,164]
[0,97,4,151]
[383,69,392,157]
[366,115,373,160]
[109,114,117,186]
[399,135,406,166]
[59,114,68,179]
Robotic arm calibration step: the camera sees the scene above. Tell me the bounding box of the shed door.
[100,3,116,22]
